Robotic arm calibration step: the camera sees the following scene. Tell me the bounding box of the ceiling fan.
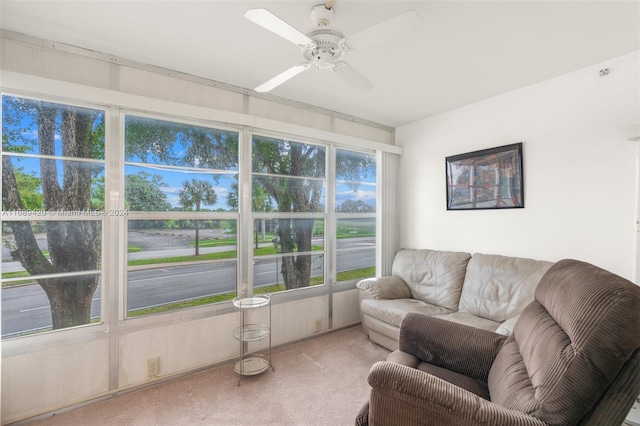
[244,0,421,93]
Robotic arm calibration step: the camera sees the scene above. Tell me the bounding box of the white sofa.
[357,249,553,351]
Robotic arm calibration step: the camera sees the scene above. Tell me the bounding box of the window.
[0,95,382,339]
[251,135,326,293]
[124,114,239,316]
[335,149,377,283]
[1,94,105,337]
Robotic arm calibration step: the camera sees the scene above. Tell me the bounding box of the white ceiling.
[1,1,638,128]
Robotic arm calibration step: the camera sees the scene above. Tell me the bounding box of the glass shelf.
[233,295,270,309]
[234,356,270,376]
[233,323,270,342]
[233,293,272,380]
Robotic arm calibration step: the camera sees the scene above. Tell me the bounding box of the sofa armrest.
[366,361,547,426]
[356,276,411,300]
[399,313,508,382]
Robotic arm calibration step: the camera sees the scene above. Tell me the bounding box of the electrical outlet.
[314,319,321,333]
[147,357,160,377]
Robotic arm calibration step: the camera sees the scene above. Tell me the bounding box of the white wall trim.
[0,71,402,155]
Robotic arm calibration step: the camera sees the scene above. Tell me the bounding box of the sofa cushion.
[433,311,501,333]
[458,253,553,322]
[361,298,453,328]
[391,249,471,310]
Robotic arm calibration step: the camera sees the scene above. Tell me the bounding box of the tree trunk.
[195,219,200,256]
[2,102,101,330]
[43,275,97,329]
[278,218,315,289]
[255,141,324,291]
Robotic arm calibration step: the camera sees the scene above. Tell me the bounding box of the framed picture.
[445,143,524,210]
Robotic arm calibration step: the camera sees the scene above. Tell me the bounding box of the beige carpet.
[29,326,390,426]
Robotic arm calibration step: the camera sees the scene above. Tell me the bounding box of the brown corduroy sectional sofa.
[357,248,553,350]
[356,259,640,426]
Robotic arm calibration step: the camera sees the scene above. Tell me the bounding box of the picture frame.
[445,143,524,210]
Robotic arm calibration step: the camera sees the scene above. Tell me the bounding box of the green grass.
[336,266,375,282]
[1,271,35,287]
[127,245,142,253]
[253,244,323,256]
[188,238,238,248]
[127,250,237,266]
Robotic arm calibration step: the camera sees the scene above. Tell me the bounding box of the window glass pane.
[252,176,325,213]
[252,216,324,292]
[336,218,375,249]
[336,150,376,181]
[127,219,237,316]
[335,181,376,213]
[127,262,236,316]
[335,149,376,213]
[336,247,375,283]
[2,95,105,159]
[2,95,105,339]
[253,219,324,255]
[2,220,102,337]
[125,115,238,170]
[336,219,375,282]
[2,156,105,212]
[128,219,237,262]
[2,273,101,338]
[252,136,325,178]
[125,166,236,212]
[253,253,324,293]
[334,149,377,284]
[2,220,102,276]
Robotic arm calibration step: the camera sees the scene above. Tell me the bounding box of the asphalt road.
[2,240,374,337]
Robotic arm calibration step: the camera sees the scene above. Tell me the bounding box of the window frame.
[0,92,111,340]
[333,147,377,288]
[0,73,398,351]
[121,110,242,319]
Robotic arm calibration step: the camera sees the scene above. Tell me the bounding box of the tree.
[251,138,325,289]
[2,96,103,330]
[125,171,171,212]
[337,199,375,213]
[13,167,44,210]
[179,179,217,255]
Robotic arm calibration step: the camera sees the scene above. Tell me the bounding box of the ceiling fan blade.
[347,10,421,51]
[244,9,313,47]
[333,61,374,93]
[255,64,311,92]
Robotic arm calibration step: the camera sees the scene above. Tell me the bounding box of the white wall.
[396,51,640,281]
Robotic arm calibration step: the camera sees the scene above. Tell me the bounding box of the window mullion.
[240,128,253,298]
[106,105,123,391]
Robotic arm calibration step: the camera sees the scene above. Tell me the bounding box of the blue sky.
[2,95,377,212]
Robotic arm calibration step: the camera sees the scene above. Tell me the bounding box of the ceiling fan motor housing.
[303,28,347,69]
